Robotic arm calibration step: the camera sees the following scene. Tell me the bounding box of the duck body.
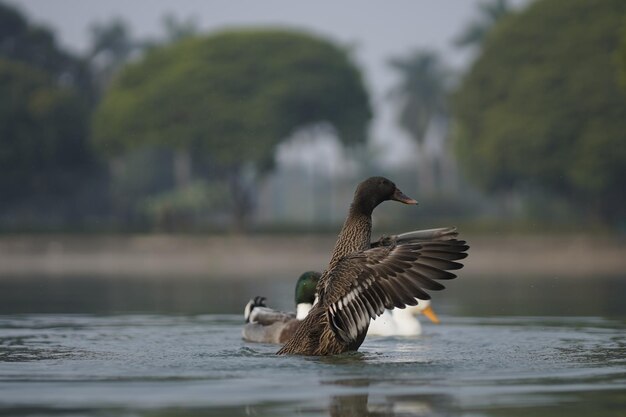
[243,312,301,344]
[367,298,439,336]
[278,177,469,356]
[372,309,419,336]
[278,196,375,355]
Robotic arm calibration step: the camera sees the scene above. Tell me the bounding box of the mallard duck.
[242,271,321,344]
[277,176,469,355]
[367,298,439,336]
[243,229,452,343]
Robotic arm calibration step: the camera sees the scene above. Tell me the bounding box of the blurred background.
[0,0,625,315]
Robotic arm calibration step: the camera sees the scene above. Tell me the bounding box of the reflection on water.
[0,275,283,315]
[0,273,625,317]
[0,273,625,416]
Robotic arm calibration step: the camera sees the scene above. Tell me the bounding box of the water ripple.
[0,314,624,416]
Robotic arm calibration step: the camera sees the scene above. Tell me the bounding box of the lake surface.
[0,274,625,417]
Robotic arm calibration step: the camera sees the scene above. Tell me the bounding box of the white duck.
[367,298,440,336]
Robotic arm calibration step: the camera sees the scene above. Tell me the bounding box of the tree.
[93,29,371,229]
[0,2,93,98]
[0,3,102,228]
[87,15,198,94]
[453,0,626,224]
[87,17,141,92]
[388,50,453,194]
[0,58,92,208]
[389,51,450,146]
[454,0,513,50]
[617,17,626,238]
[160,13,199,42]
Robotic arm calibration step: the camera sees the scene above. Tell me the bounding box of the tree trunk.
[229,164,257,233]
[173,149,192,188]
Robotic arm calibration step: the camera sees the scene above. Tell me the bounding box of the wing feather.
[420,250,468,261]
[406,269,446,290]
[418,256,464,270]
[322,236,469,345]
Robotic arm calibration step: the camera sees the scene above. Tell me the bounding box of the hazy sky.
[6,0,528,165]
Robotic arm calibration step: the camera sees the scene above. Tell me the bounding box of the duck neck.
[296,303,313,320]
[328,205,372,265]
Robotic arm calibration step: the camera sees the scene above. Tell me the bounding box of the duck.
[277,176,469,355]
[367,298,440,336]
[243,229,453,343]
[242,271,321,344]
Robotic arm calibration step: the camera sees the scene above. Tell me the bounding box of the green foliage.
[0,3,102,228]
[93,29,371,169]
[0,3,93,96]
[620,17,626,90]
[454,0,626,223]
[0,58,92,202]
[108,147,175,209]
[139,181,229,230]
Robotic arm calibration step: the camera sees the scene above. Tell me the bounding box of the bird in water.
[367,298,440,337]
[242,271,321,344]
[277,176,468,355]
[243,229,452,342]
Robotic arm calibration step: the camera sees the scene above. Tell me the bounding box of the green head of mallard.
[295,271,321,319]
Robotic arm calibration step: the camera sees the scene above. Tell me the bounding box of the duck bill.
[392,188,418,205]
[422,305,440,324]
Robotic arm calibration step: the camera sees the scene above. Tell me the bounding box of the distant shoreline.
[0,234,624,279]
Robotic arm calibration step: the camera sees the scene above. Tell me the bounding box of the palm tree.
[388,50,452,193]
[389,51,450,144]
[454,0,513,49]
[161,13,199,42]
[88,18,141,91]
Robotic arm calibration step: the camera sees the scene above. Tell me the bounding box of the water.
[0,275,625,416]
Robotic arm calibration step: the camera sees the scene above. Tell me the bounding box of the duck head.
[351,177,418,215]
[405,299,440,324]
[295,271,321,319]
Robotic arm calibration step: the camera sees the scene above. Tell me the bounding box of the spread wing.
[321,238,468,344]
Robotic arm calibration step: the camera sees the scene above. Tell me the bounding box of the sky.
[6,0,529,167]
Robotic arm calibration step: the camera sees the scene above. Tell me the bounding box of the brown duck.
[277,176,469,355]
[243,228,457,344]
